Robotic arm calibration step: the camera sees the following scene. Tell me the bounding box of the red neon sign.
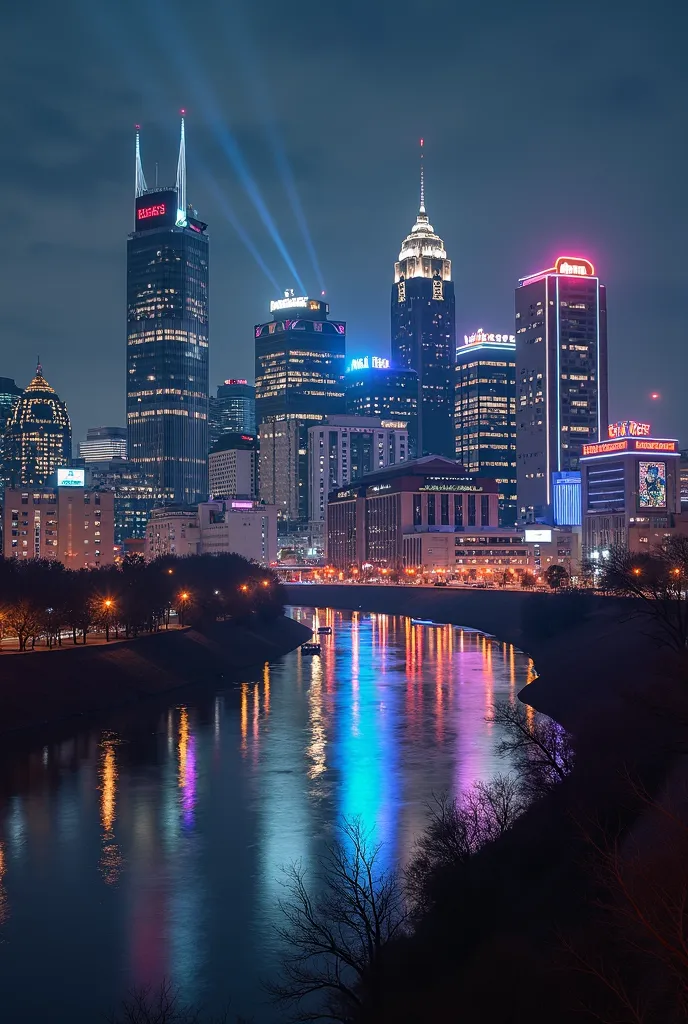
[137,203,166,221]
[554,255,595,277]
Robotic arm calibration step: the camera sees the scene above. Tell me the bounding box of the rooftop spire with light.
[397,138,448,266]
[175,111,187,226]
[135,125,147,198]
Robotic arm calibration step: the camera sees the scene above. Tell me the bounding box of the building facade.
[209,433,257,499]
[3,485,114,567]
[326,456,499,569]
[391,145,455,457]
[0,376,23,488]
[145,499,277,565]
[255,292,346,521]
[580,423,680,556]
[4,364,71,487]
[145,505,200,559]
[84,459,175,544]
[345,361,419,456]
[308,416,408,526]
[78,426,127,462]
[455,329,517,526]
[515,255,608,523]
[126,120,209,505]
[208,379,256,451]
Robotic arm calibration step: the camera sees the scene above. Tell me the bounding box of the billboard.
[638,461,667,508]
[524,528,552,543]
[57,467,85,488]
[135,190,177,231]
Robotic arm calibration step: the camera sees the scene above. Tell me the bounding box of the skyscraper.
[4,363,71,487]
[126,117,209,505]
[0,376,23,488]
[208,379,256,450]
[78,426,127,462]
[345,360,419,456]
[455,329,517,526]
[391,142,455,458]
[515,255,608,522]
[255,292,346,521]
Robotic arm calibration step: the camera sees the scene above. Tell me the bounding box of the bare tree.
[268,817,408,1023]
[490,701,574,799]
[597,539,688,651]
[105,979,238,1024]
[406,774,527,915]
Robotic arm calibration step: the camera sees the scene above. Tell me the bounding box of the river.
[0,607,535,1022]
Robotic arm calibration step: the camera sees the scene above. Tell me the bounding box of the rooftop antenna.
[135,125,147,198]
[419,138,425,215]
[155,161,159,188]
[175,110,187,226]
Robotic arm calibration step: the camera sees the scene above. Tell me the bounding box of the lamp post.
[179,592,189,627]
[46,607,54,649]
[103,599,113,642]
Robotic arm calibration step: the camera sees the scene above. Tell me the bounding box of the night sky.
[3,0,687,445]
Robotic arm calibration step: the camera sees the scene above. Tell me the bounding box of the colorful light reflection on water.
[0,608,535,1023]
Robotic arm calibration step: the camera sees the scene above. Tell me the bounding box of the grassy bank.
[0,614,311,734]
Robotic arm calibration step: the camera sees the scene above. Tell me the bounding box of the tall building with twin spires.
[391,141,455,458]
[126,117,209,504]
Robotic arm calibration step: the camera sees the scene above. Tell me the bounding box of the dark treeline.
[0,554,284,651]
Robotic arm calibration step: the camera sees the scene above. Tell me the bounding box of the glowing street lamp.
[103,599,114,641]
[178,591,189,626]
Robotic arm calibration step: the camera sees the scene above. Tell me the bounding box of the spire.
[135,125,147,198]
[419,138,425,215]
[175,111,187,226]
[36,356,42,377]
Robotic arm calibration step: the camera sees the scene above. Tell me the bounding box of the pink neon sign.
[137,203,166,221]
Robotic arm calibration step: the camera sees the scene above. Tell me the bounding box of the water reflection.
[0,607,534,1024]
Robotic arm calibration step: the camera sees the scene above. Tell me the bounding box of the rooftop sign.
[270,295,309,313]
[349,356,390,371]
[608,420,651,439]
[463,329,515,345]
[582,437,678,457]
[554,256,595,277]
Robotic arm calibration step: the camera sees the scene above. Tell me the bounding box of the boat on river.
[411,619,447,627]
[301,642,322,655]
[317,626,332,635]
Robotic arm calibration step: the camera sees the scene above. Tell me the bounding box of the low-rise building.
[145,500,278,566]
[198,500,277,565]
[580,422,681,557]
[401,524,580,577]
[3,482,115,568]
[145,506,200,559]
[326,456,499,569]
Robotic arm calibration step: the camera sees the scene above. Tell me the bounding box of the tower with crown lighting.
[391,141,455,458]
[4,362,71,487]
[126,115,209,504]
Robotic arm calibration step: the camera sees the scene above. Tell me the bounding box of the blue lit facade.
[552,471,582,526]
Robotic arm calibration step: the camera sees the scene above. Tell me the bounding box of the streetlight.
[103,599,114,642]
[178,591,189,626]
[46,607,54,649]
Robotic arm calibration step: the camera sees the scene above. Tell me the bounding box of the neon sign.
[608,420,651,439]
[137,203,166,221]
[270,294,309,312]
[635,440,677,452]
[464,329,515,345]
[554,256,595,277]
[224,379,248,385]
[349,356,390,371]
[582,438,678,456]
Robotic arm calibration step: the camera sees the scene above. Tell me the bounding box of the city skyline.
[3,1,687,446]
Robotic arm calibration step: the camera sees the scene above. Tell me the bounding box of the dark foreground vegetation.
[0,553,283,651]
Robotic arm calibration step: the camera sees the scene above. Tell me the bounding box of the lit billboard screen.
[57,468,85,488]
[135,190,177,231]
[524,528,552,543]
[638,461,667,508]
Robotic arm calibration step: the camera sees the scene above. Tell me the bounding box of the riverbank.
[0,614,312,734]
